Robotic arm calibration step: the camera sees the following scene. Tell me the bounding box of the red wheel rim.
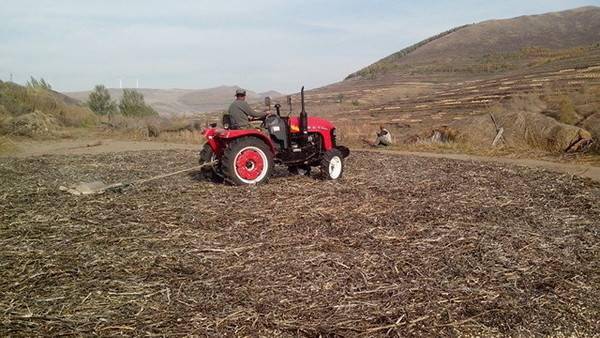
[235,148,265,181]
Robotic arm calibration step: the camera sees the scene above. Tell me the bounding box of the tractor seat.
[222,114,234,129]
[265,115,289,148]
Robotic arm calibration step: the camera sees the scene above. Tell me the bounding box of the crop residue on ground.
[1,151,598,336]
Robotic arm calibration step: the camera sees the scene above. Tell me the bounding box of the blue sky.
[1,0,598,93]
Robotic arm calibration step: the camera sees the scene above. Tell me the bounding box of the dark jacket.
[227,99,267,128]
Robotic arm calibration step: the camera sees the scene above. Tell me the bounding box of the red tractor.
[199,87,350,185]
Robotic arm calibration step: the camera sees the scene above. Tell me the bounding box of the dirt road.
[5,139,600,182]
[360,148,600,182]
[5,139,198,157]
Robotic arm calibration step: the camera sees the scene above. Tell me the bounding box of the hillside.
[65,86,283,116]
[0,81,97,138]
[347,6,600,81]
[289,6,600,154]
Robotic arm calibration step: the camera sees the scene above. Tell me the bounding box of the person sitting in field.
[363,125,393,147]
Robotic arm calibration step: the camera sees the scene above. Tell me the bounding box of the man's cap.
[235,89,247,96]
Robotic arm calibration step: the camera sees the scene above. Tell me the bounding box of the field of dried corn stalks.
[1,150,599,336]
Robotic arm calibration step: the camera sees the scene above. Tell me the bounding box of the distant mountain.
[65,86,284,116]
[346,6,600,81]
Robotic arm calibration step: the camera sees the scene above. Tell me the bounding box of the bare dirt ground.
[6,139,197,157]
[1,149,598,336]
[6,139,600,182]
[363,148,600,183]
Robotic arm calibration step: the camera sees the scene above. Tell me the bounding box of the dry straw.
[1,150,598,336]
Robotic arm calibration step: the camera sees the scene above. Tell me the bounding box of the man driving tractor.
[200,86,350,185]
[227,89,271,129]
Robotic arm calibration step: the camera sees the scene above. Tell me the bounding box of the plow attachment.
[60,161,216,195]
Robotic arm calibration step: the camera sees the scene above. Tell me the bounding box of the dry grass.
[154,130,205,144]
[0,81,98,141]
[335,121,381,147]
[335,115,600,165]
[1,150,598,336]
[91,113,222,146]
[0,136,17,155]
[55,106,98,128]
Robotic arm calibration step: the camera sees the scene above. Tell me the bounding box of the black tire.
[199,143,215,164]
[288,165,312,176]
[221,137,274,185]
[320,148,344,180]
[198,143,221,182]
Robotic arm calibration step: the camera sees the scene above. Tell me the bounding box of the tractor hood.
[288,116,335,133]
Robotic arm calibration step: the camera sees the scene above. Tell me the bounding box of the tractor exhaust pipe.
[300,86,308,138]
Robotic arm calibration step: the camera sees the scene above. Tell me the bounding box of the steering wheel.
[262,114,280,130]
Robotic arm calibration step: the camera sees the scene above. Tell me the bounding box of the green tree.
[118,89,157,117]
[87,85,117,116]
[39,78,51,90]
[26,76,52,90]
[26,77,39,89]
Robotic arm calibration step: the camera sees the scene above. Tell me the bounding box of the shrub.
[8,111,58,137]
[0,105,11,134]
[118,89,158,117]
[26,76,52,90]
[558,95,579,125]
[0,82,33,115]
[502,94,546,114]
[0,81,97,133]
[87,85,117,116]
[56,106,98,128]
[0,136,17,154]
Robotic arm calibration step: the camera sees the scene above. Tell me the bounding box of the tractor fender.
[202,127,222,155]
[214,129,276,155]
[336,146,351,158]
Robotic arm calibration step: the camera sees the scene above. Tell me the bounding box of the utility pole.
[136,79,139,89]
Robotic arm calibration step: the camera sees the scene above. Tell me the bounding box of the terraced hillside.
[330,55,600,123]
[281,7,600,151]
[298,48,599,125]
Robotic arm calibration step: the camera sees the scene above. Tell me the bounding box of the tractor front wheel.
[221,137,274,185]
[321,148,344,180]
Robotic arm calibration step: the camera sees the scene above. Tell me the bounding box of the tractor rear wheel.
[221,137,274,185]
[320,148,344,180]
